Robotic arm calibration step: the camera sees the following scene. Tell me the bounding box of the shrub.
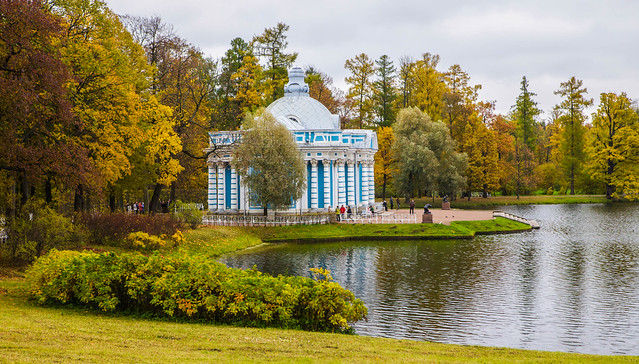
[26,250,367,333]
[172,200,203,229]
[4,199,86,261]
[123,231,184,252]
[82,213,181,245]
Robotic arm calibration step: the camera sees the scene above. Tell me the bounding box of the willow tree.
[232,110,306,215]
[392,107,467,200]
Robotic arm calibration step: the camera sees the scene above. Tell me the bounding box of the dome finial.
[284,67,309,97]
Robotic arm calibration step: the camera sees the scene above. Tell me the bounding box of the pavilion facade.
[206,67,378,214]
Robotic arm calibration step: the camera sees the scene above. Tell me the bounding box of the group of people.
[335,205,352,221]
[381,197,422,214]
[126,201,145,214]
[382,196,402,211]
[333,204,377,221]
[125,200,172,214]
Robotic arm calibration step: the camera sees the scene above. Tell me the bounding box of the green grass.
[1,278,634,363]
[246,217,530,243]
[408,195,609,209]
[180,226,264,258]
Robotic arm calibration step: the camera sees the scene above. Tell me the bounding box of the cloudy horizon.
[106,0,639,120]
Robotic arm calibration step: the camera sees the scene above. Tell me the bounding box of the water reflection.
[221,203,639,355]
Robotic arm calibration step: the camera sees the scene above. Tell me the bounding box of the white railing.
[493,210,539,228]
[342,212,418,224]
[202,214,332,227]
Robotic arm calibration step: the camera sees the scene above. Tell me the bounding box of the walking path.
[341,208,539,228]
[341,208,493,225]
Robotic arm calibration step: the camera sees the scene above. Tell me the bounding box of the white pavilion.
[206,67,378,214]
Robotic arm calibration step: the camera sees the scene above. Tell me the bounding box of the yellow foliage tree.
[374,126,396,199]
[587,92,639,199]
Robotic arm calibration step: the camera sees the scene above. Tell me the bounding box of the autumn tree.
[344,53,375,128]
[123,15,218,211]
[305,66,341,114]
[232,110,306,215]
[587,92,639,199]
[211,37,254,130]
[553,77,592,194]
[442,64,481,142]
[374,126,395,199]
[511,76,541,197]
[411,53,445,120]
[251,22,298,104]
[398,55,415,108]
[461,122,500,199]
[371,55,398,127]
[0,0,90,212]
[392,108,467,199]
[52,0,183,212]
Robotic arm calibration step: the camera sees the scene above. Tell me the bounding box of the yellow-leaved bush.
[26,250,367,333]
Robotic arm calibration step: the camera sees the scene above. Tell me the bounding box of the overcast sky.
[106,0,638,120]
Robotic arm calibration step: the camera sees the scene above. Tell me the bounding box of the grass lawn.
[245,217,530,243]
[1,278,634,363]
[7,218,629,362]
[409,195,609,209]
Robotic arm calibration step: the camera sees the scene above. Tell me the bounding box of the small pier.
[493,211,540,229]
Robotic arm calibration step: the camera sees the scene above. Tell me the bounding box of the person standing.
[390,197,394,209]
[383,200,388,211]
[335,206,341,222]
[409,199,415,214]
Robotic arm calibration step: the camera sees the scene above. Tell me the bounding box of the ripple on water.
[221,203,639,356]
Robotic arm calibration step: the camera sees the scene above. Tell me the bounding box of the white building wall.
[310,159,318,209]
[367,161,375,205]
[323,159,331,209]
[337,160,346,206]
[346,160,355,207]
[208,164,216,210]
[216,162,226,211]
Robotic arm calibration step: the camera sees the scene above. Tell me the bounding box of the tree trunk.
[170,182,176,204]
[45,177,52,205]
[19,171,29,206]
[143,186,149,214]
[109,188,116,213]
[149,183,163,214]
[74,184,84,212]
[382,177,387,200]
[263,205,267,216]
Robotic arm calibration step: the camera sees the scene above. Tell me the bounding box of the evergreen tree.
[511,76,541,197]
[251,22,298,104]
[553,77,592,194]
[344,53,375,128]
[372,55,398,127]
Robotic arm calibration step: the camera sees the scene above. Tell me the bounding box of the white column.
[217,162,226,211]
[347,160,355,206]
[207,163,216,211]
[361,161,369,205]
[368,161,375,205]
[230,167,238,210]
[323,159,331,209]
[337,159,346,206]
[310,159,318,209]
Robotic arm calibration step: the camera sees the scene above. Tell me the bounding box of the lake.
[220,203,639,355]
